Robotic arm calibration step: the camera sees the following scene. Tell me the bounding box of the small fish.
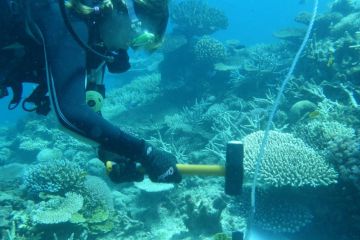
[308,110,320,118]
[80,171,88,179]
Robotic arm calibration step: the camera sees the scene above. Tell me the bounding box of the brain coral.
[193,36,226,65]
[242,131,338,187]
[171,0,228,36]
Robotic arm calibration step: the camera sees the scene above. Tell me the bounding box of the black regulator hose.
[57,0,114,62]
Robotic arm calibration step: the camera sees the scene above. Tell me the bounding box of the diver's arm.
[28,0,181,183]
[29,0,146,159]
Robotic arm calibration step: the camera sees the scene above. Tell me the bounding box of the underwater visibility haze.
[1,0,360,240]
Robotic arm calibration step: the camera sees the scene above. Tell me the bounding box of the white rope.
[245,0,319,238]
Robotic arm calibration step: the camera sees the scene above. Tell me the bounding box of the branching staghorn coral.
[349,31,360,48]
[314,99,360,126]
[163,98,215,134]
[53,231,88,240]
[149,130,188,162]
[102,73,161,119]
[340,83,360,108]
[205,112,264,161]
[204,94,286,162]
[305,37,336,66]
[241,44,290,77]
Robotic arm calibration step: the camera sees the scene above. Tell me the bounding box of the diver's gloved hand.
[98,147,144,183]
[140,145,182,183]
[108,161,144,183]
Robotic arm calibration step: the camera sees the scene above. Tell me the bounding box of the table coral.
[31,192,84,225]
[171,0,228,36]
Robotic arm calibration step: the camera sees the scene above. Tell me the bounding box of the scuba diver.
[0,0,181,184]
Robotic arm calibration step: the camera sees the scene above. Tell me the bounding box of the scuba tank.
[0,0,25,48]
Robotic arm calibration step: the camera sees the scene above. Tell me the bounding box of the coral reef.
[273,28,306,43]
[86,158,106,178]
[242,131,338,187]
[288,99,317,121]
[171,0,228,37]
[330,0,357,15]
[0,148,11,166]
[326,135,360,189]
[134,177,174,192]
[31,192,84,225]
[81,176,114,212]
[0,163,26,190]
[193,36,227,65]
[182,194,226,235]
[18,170,115,238]
[2,116,94,168]
[18,137,50,153]
[3,0,360,239]
[102,73,161,119]
[331,12,360,37]
[23,159,86,195]
[160,34,188,54]
[36,148,62,162]
[220,207,247,234]
[254,201,313,234]
[294,118,355,150]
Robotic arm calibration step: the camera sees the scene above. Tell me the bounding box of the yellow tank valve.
[86,90,104,113]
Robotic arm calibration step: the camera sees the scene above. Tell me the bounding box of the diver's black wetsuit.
[0,0,181,184]
[28,0,146,159]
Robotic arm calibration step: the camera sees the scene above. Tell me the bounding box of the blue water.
[0,0,332,124]
[0,84,34,124]
[210,0,330,44]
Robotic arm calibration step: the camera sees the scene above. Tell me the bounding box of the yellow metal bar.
[176,164,225,176]
[107,161,227,177]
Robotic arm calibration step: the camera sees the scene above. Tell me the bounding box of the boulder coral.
[193,36,226,65]
[326,135,360,189]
